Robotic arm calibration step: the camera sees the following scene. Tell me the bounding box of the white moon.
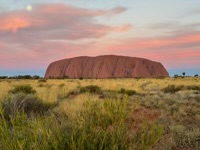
[26,5,32,12]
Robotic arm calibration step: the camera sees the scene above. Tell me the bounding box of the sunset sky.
[0,0,200,76]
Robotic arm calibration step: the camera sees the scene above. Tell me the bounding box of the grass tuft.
[1,93,56,120]
[162,85,184,93]
[9,84,36,94]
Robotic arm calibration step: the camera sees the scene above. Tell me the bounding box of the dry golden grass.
[0,77,199,149]
[1,77,199,102]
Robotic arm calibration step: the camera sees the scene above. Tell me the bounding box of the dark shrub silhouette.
[9,84,36,94]
[1,93,56,119]
[38,79,47,83]
[119,88,136,96]
[162,85,184,93]
[80,85,102,94]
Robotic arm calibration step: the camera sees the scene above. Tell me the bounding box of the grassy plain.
[0,77,199,149]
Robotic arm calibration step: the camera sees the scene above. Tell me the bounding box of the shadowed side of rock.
[45,55,169,78]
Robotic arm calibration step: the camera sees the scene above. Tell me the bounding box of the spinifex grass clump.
[186,85,200,91]
[1,93,56,120]
[65,97,164,150]
[0,106,67,150]
[67,85,103,98]
[65,98,133,149]
[80,85,102,94]
[38,79,47,83]
[170,125,200,148]
[119,88,137,96]
[162,85,184,93]
[133,120,164,150]
[9,84,36,94]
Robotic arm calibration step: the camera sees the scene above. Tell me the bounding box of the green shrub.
[119,88,137,96]
[1,93,56,119]
[9,84,36,94]
[162,85,184,93]
[126,90,137,96]
[119,88,126,94]
[38,79,47,83]
[38,83,45,87]
[80,85,102,94]
[58,83,65,88]
[79,77,83,80]
[186,85,200,91]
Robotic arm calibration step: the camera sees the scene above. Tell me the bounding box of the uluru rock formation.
[45,55,169,79]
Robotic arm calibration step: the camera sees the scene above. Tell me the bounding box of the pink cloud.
[0,3,132,69]
[0,3,130,43]
[103,32,200,68]
[107,32,200,51]
[0,14,31,32]
[38,4,127,16]
[0,3,198,71]
[114,24,132,32]
[0,42,5,48]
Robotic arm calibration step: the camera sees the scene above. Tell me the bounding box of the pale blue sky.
[0,0,199,76]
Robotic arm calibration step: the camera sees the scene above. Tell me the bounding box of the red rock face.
[45,55,169,78]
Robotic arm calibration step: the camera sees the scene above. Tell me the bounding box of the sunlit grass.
[0,77,199,149]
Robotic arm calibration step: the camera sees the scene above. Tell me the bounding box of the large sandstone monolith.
[45,55,169,78]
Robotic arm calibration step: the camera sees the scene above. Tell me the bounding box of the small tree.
[174,74,178,78]
[194,74,198,77]
[182,72,186,77]
[33,75,40,79]
[0,76,8,79]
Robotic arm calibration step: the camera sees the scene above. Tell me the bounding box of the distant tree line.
[0,73,199,80]
[0,75,42,79]
[174,72,198,78]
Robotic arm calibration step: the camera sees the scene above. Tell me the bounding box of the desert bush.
[9,84,36,94]
[170,125,200,149]
[58,83,65,88]
[162,85,184,93]
[126,90,137,96]
[119,88,126,94]
[38,83,45,87]
[186,85,200,91]
[80,85,102,94]
[1,93,56,119]
[79,77,83,80]
[119,88,137,96]
[38,79,47,83]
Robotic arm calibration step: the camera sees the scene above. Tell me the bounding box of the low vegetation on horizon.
[0,77,199,149]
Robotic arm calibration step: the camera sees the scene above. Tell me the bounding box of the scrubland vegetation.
[0,77,199,150]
